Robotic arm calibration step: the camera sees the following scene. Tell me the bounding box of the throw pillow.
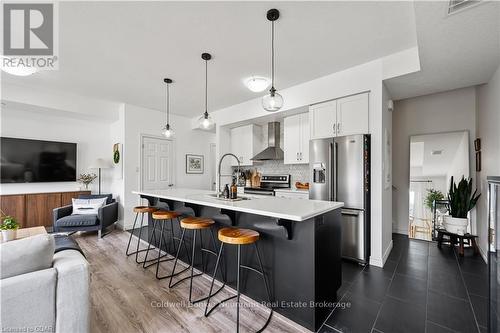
[72,198,107,215]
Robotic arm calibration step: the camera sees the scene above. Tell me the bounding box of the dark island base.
[141,195,342,332]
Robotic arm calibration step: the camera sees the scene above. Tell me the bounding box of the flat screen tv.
[1,137,77,183]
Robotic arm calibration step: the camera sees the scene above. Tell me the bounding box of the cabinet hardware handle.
[337,123,341,134]
[333,124,336,135]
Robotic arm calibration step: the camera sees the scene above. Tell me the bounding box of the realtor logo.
[2,2,58,71]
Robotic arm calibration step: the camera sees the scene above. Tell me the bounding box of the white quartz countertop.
[133,188,343,222]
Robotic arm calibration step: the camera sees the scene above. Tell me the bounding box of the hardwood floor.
[75,231,307,333]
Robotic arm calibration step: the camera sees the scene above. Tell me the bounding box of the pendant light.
[198,53,215,130]
[262,9,283,112]
[161,78,175,138]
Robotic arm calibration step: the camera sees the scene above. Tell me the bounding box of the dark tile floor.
[130,227,488,333]
[319,233,488,333]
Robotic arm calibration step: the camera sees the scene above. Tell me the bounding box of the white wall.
[392,87,477,235]
[476,65,500,258]
[120,104,216,229]
[445,132,469,187]
[0,106,114,195]
[381,83,393,263]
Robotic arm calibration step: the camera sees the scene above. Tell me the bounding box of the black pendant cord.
[166,82,170,126]
[271,19,275,95]
[204,58,208,118]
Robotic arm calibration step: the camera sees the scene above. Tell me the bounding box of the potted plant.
[77,173,97,190]
[0,212,19,242]
[424,188,445,211]
[444,176,481,235]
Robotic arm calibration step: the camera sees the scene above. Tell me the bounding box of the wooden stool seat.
[218,227,260,245]
[180,217,215,230]
[152,210,181,220]
[133,206,157,214]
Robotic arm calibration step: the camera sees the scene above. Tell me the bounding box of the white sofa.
[0,234,89,333]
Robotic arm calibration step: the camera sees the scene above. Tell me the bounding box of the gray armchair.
[53,194,118,238]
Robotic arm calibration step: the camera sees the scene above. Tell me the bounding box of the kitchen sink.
[206,193,252,201]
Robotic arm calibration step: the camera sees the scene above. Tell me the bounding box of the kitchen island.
[133,188,343,331]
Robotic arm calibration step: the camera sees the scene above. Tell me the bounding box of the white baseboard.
[369,240,394,268]
[478,243,488,263]
[392,228,408,236]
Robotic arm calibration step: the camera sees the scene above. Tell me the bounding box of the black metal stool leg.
[204,242,273,333]
[253,242,273,333]
[125,212,139,256]
[135,213,146,263]
[141,218,158,267]
[236,244,241,333]
[167,229,193,284]
[142,218,176,268]
[188,229,198,302]
[204,243,230,317]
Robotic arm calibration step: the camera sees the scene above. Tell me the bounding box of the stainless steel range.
[244,174,290,196]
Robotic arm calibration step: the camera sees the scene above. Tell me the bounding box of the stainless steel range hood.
[251,122,284,161]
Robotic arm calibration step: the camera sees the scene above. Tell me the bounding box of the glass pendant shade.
[198,112,214,130]
[162,123,174,138]
[162,78,174,138]
[262,9,283,113]
[262,90,283,112]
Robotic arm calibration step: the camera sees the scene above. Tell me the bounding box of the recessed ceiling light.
[1,57,38,76]
[245,76,270,93]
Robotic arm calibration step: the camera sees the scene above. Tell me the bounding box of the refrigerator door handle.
[328,142,333,201]
[334,142,338,201]
[341,209,360,216]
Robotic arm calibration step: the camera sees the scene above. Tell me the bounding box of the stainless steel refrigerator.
[488,176,500,333]
[309,134,370,264]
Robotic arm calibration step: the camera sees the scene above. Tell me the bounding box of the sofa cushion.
[78,193,113,205]
[0,234,55,279]
[55,214,99,228]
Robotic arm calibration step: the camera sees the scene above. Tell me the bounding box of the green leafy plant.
[0,210,19,230]
[424,189,445,210]
[447,176,481,218]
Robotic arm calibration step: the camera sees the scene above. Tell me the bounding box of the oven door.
[244,189,275,196]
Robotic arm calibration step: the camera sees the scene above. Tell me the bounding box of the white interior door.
[141,136,174,190]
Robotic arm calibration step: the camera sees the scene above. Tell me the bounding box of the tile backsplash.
[233,160,310,185]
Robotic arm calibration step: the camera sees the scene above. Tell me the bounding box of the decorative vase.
[245,180,251,187]
[1,229,16,242]
[443,216,468,235]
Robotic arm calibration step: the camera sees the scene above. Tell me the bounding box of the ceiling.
[385,0,500,100]
[1,1,417,117]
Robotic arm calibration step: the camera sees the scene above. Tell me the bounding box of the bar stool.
[140,210,181,270]
[169,216,226,304]
[125,206,158,263]
[142,210,193,280]
[205,227,273,333]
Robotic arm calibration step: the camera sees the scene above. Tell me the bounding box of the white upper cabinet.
[309,101,337,139]
[309,92,369,139]
[336,93,369,137]
[230,124,262,166]
[284,113,310,164]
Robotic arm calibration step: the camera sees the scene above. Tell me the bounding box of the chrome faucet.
[217,153,241,197]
